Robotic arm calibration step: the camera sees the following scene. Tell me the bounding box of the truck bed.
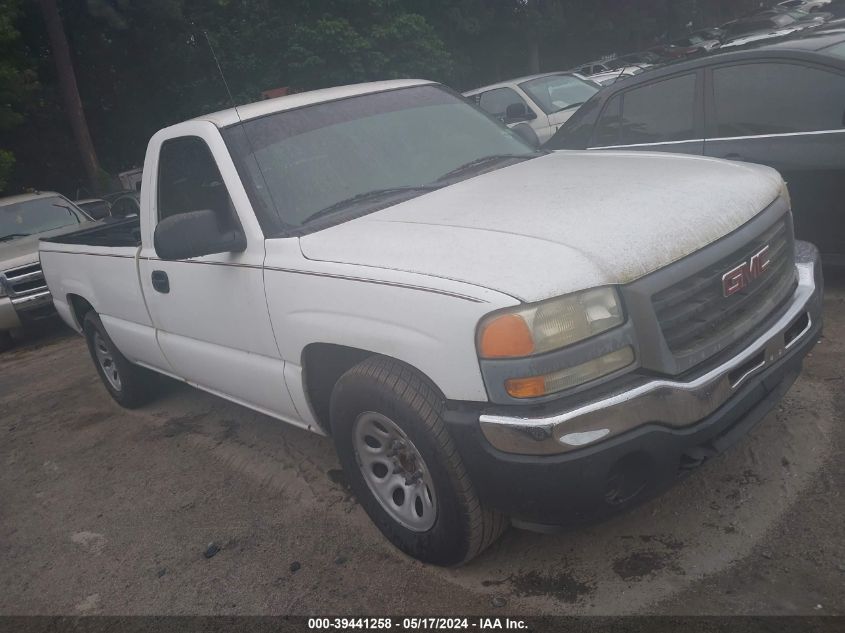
[40,217,141,248]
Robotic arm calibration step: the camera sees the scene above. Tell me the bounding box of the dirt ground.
[1,277,843,616]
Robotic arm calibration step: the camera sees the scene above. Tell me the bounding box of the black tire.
[330,356,507,566]
[0,330,13,353]
[82,311,156,408]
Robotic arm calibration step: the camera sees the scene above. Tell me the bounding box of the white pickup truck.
[40,79,823,566]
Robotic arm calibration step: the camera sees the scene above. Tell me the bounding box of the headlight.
[477,287,624,359]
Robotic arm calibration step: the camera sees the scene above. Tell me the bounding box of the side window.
[157,136,237,229]
[593,94,622,147]
[477,87,529,119]
[712,63,845,137]
[618,73,697,145]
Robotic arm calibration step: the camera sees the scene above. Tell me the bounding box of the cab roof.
[195,79,435,128]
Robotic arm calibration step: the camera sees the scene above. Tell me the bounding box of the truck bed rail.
[40,217,141,248]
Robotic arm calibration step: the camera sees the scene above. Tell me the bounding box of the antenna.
[198,28,288,230]
[203,30,238,112]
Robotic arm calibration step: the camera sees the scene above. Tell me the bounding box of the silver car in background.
[0,192,92,351]
[464,72,600,144]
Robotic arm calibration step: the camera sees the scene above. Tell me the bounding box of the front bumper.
[0,260,54,332]
[443,245,823,529]
[0,296,21,330]
[0,291,54,332]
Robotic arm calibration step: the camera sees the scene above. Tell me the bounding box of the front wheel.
[330,356,507,566]
[82,311,156,408]
[0,330,13,353]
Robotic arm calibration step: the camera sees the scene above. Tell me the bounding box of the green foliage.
[0,0,37,193]
[286,11,454,89]
[3,0,772,196]
[0,150,14,192]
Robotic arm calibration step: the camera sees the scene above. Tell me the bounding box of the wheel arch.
[66,294,96,331]
[301,343,446,435]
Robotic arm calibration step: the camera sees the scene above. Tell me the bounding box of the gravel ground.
[0,277,842,616]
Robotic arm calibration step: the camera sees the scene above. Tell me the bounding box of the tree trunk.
[36,0,101,195]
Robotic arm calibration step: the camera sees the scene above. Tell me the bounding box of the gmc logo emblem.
[722,245,771,297]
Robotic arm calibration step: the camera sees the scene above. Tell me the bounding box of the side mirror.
[504,102,536,123]
[512,122,541,149]
[154,209,246,260]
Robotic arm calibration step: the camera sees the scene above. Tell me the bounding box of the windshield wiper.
[302,185,441,225]
[435,154,534,183]
[0,233,30,242]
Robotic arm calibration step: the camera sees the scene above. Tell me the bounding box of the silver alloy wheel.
[93,331,122,391]
[352,412,437,532]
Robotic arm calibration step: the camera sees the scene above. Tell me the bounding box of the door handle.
[151,270,170,294]
[722,152,743,161]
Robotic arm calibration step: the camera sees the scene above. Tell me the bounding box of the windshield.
[223,84,537,232]
[518,74,600,115]
[0,196,86,242]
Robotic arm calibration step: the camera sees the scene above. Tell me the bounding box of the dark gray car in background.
[546,29,845,265]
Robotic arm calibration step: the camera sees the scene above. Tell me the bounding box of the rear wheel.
[82,311,156,408]
[330,356,507,566]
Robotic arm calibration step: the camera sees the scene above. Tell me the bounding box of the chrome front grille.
[652,216,797,359]
[1,261,50,304]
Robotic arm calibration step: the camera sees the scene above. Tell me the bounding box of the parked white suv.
[40,80,823,565]
[464,72,600,144]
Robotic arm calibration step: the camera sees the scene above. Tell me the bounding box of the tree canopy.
[2,0,768,196]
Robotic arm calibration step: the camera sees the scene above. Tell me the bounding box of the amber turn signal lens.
[478,314,535,359]
[504,346,635,399]
[504,376,547,398]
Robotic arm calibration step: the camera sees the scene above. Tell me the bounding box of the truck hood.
[299,151,783,302]
[1,223,91,271]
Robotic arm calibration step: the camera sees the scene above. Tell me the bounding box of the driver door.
[138,123,299,422]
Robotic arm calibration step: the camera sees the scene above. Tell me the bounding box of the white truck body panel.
[264,238,515,404]
[37,80,788,438]
[39,244,165,368]
[36,81,825,559]
[300,150,783,302]
[132,121,302,421]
